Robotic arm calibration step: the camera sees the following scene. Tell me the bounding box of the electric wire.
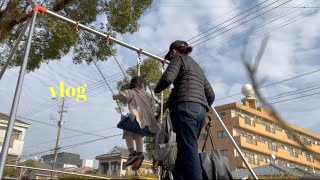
[197,3,320,63]
[191,0,293,47]
[193,0,317,59]
[24,127,116,149]
[215,68,320,101]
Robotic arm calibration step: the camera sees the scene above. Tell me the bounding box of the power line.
[186,0,271,43]
[270,91,320,104]
[22,133,122,159]
[215,68,320,101]
[158,5,320,8]
[197,3,320,63]
[193,0,317,59]
[18,69,126,117]
[266,84,320,100]
[17,116,119,139]
[24,127,116,149]
[19,73,124,117]
[191,0,293,47]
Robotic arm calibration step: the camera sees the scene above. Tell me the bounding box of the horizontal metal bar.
[5,164,130,180]
[45,9,170,64]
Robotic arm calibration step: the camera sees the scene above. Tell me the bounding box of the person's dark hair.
[175,46,193,55]
[129,76,146,90]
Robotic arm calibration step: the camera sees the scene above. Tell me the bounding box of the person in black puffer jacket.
[154,40,215,180]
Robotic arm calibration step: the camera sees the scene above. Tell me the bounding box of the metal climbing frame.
[0,5,258,180]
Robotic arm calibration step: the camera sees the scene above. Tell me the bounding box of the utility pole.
[51,97,67,179]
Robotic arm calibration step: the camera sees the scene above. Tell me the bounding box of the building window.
[265,124,275,133]
[122,162,126,170]
[218,112,226,119]
[246,138,257,145]
[217,131,227,138]
[258,155,267,162]
[244,152,256,164]
[306,154,314,162]
[268,144,278,152]
[288,148,298,158]
[244,117,255,126]
[220,149,228,157]
[304,138,311,146]
[286,132,295,141]
[244,133,254,139]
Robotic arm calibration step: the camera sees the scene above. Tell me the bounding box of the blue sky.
[1,0,320,166]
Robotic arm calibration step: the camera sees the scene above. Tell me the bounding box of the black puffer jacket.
[154,55,215,111]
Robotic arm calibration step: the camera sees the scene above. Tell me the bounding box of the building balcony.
[233,117,319,153]
[0,140,24,156]
[234,136,320,169]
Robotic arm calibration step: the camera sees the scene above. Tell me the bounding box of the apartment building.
[198,85,320,173]
[41,152,82,169]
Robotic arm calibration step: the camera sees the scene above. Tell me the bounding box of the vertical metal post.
[0,11,37,178]
[211,107,258,180]
[0,18,31,80]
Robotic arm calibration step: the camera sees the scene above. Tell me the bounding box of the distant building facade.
[41,152,82,169]
[198,85,320,173]
[96,146,153,176]
[81,159,94,168]
[0,112,31,160]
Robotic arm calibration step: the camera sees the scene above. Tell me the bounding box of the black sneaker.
[125,152,139,167]
[132,152,144,171]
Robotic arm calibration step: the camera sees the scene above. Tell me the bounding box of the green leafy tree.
[0,0,153,71]
[24,159,37,167]
[116,58,171,168]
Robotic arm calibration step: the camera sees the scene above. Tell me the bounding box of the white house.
[0,112,31,160]
[82,159,94,168]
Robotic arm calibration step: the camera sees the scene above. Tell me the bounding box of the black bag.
[117,114,155,137]
[199,125,233,180]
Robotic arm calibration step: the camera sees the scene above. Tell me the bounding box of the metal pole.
[0,11,38,178]
[0,18,31,80]
[211,107,258,180]
[51,98,66,178]
[44,9,170,64]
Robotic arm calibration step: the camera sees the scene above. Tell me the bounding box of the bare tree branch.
[242,36,320,161]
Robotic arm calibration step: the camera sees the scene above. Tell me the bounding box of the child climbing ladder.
[112,76,160,170]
